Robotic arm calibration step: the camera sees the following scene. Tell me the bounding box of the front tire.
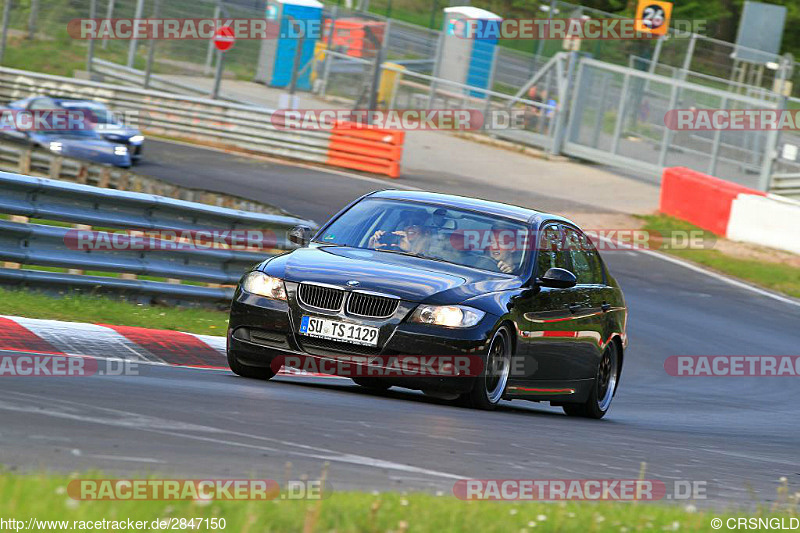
[227,350,276,380]
[563,342,619,419]
[460,326,512,410]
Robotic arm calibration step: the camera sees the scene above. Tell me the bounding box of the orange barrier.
[659,167,765,236]
[322,18,386,58]
[326,122,404,178]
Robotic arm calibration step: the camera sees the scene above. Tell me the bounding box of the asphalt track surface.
[1,140,799,506]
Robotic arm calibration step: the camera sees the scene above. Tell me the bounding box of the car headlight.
[409,305,485,328]
[241,272,287,301]
[129,135,144,144]
[114,145,128,156]
[49,141,62,152]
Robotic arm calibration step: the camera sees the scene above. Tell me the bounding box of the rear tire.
[563,342,619,419]
[460,326,512,410]
[227,350,276,380]
[352,377,391,390]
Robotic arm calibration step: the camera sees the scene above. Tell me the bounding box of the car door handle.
[568,303,582,314]
[601,302,612,312]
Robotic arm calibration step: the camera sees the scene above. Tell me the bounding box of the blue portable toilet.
[255,0,323,90]
[437,6,501,98]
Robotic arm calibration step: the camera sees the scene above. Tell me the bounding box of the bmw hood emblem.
[346,280,360,287]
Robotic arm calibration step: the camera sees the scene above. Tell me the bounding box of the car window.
[28,98,58,110]
[566,228,604,285]
[536,224,570,276]
[315,198,530,275]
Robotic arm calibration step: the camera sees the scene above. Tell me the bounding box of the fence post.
[707,96,727,177]
[86,0,97,73]
[0,0,12,65]
[101,0,115,49]
[550,51,577,155]
[144,0,161,89]
[127,0,145,67]
[318,6,338,97]
[27,0,39,39]
[609,72,631,155]
[428,24,444,109]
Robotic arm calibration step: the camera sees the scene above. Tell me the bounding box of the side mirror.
[537,267,577,289]
[288,225,313,247]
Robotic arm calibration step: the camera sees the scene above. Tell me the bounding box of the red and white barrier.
[659,167,800,255]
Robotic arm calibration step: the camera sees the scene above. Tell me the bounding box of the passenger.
[486,225,521,274]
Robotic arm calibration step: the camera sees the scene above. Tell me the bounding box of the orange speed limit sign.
[635,0,672,35]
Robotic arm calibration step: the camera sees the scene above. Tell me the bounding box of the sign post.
[212,25,236,99]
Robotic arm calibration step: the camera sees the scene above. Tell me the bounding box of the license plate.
[299,316,379,347]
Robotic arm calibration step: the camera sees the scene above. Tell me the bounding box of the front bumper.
[228,292,498,394]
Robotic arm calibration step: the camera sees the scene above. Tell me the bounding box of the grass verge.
[1,473,797,532]
[637,214,800,299]
[0,288,228,336]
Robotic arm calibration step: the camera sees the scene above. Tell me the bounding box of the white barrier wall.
[726,194,800,255]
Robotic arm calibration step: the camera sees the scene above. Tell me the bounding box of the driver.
[368,212,431,255]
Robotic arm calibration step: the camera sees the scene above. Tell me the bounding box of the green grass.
[638,214,800,299]
[0,287,228,335]
[1,472,797,532]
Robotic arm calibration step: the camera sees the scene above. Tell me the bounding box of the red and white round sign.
[213,26,235,52]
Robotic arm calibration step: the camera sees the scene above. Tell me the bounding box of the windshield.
[58,103,121,126]
[315,198,530,275]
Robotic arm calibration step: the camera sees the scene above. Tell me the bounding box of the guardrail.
[0,170,316,302]
[91,59,254,105]
[0,66,404,178]
[0,139,286,214]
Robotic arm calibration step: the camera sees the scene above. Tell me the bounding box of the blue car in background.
[51,98,145,162]
[1,96,139,168]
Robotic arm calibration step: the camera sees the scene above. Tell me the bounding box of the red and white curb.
[0,315,337,378]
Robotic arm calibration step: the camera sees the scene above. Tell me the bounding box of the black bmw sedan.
[227,190,628,419]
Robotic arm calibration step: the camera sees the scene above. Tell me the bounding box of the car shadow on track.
[234,374,591,420]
